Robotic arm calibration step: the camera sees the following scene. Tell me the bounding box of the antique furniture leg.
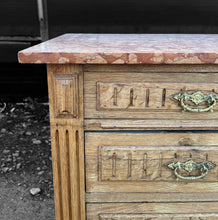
[47,64,85,220]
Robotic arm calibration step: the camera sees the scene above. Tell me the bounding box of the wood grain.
[47,64,85,220]
[46,63,218,219]
[97,81,218,111]
[98,145,217,181]
[84,119,218,130]
[99,213,218,220]
[86,192,218,203]
[85,132,218,193]
[84,67,218,120]
[87,203,218,220]
[53,73,78,118]
[84,64,218,73]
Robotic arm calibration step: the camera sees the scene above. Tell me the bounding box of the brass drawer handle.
[168,160,216,180]
[173,91,217,112]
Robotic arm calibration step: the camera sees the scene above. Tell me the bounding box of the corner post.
[47,64,85,220]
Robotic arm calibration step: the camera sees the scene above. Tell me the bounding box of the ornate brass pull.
[173,91,218,112]
[168,160,216,180]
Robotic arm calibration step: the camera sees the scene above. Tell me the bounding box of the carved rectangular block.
[97,82,218,111]
[53,73,78,118]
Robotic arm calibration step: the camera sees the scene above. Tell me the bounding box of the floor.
[0,98,55,220]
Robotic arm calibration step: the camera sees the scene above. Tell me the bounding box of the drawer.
[85,132,218,193]
[87,202,218,220]
[84,66,218,121]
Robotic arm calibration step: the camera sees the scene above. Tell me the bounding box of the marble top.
[18,34,218,64]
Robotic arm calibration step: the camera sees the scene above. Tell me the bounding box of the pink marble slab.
[18,34,218,64]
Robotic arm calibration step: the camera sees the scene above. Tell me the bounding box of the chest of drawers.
[19,34,218,220]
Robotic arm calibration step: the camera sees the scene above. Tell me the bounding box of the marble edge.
[18,51,218,64]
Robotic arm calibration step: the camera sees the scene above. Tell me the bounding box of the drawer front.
[87,203,218,220]
[84,70,218,120]
[85,132,218,193]
[98,214,218,220]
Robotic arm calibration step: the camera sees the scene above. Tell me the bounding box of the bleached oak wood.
[47,64,85,220]
[84,119,218,130]
[84,64,218,73]
[85,132,218,193]
[98,213,218,220]
[86,192,218,203]
[97,81,218,110]
[87,202,218,220]
[84,69,218,120]
[47,64,218,219]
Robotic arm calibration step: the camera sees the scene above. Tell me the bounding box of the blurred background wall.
[0,0,218,100]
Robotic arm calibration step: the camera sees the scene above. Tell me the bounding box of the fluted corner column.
[47,64,85,220]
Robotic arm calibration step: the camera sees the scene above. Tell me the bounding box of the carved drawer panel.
[84,70,218,120]
[87,203,218,220]
[85,132,218,193]
[99,145,216,182]
[97,82,218,112]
